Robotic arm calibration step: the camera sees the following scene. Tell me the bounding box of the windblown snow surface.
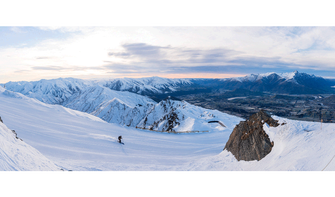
[0,88,59,171]
[1,87,335,170]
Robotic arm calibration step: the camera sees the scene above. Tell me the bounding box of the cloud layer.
[2,27,335,82]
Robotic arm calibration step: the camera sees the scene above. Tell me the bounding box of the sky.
[2,26,335,83]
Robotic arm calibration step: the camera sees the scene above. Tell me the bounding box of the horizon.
[2,27,335,83]
[1,70,334,84]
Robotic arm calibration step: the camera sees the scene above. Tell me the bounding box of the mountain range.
[2,78,240,133]
[3,71,335,100]
[219,71,335,94]
[1,71,334,133]
[100,71,334,95]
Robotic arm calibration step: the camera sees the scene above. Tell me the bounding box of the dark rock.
[0,116,2,123]
[11,130,23,141]
[224,110,279,161]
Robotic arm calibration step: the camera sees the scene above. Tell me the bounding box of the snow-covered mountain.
[136,99,239,132]
[4,78,93,104]
[3,72,334,132]
[62,85,238,132]
[3,77,193,103]
[100,76,193,95]
[4,77,239,132]
[219,71,334,94]
[4,72,335,105]
[63,85,157,127]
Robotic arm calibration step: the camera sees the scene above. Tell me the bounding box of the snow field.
[0,88,241,170]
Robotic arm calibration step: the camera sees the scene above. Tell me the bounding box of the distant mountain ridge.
[2,71,335,131]
[219,71,335,94]
[100,76,193,95]
[4,71,334,102]
[4,78,93,104]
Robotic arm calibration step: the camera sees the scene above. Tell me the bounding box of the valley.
[177,91,335,123]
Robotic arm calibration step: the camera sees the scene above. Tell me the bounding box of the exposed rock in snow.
[224,110,279,161]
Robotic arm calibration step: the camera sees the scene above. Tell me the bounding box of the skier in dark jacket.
[118,136,122,143]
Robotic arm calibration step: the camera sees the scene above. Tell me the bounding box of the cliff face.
[224,110,279,161]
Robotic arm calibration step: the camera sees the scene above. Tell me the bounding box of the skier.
[118,135,122,143]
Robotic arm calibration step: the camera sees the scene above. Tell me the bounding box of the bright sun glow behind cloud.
[2,26,335,83]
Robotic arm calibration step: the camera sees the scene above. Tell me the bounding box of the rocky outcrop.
[224,110,279,161]
[0,116,3,123]
[11,130,23,141]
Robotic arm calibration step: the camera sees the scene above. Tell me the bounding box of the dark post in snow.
[319,107,323,130]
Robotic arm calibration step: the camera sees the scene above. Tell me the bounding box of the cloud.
[120,43,170,59]
[105,42,296,71]
[32,66,105,71]
[103,64,160,74]
[10,27,26,33]
[32,66,67,71]
[36,57,53,59]
[107,52,131,57]
[107,43,243,67]
[4,27,335,82]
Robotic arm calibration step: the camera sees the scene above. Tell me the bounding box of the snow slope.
[181,116,335,171]
[137,99,240,133]
[63,85,157,127]
[0,87,242,170]
[62,85,236,133]
[0,121,59,171]
[0,88,59,171]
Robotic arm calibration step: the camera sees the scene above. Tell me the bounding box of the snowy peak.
[0,86,5,92]
[230,71,319,84]
[4,78,93,104]
[233,71,298,82]
[218,71,333,94]
[63,85,155,111]
[101,76,193,95]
